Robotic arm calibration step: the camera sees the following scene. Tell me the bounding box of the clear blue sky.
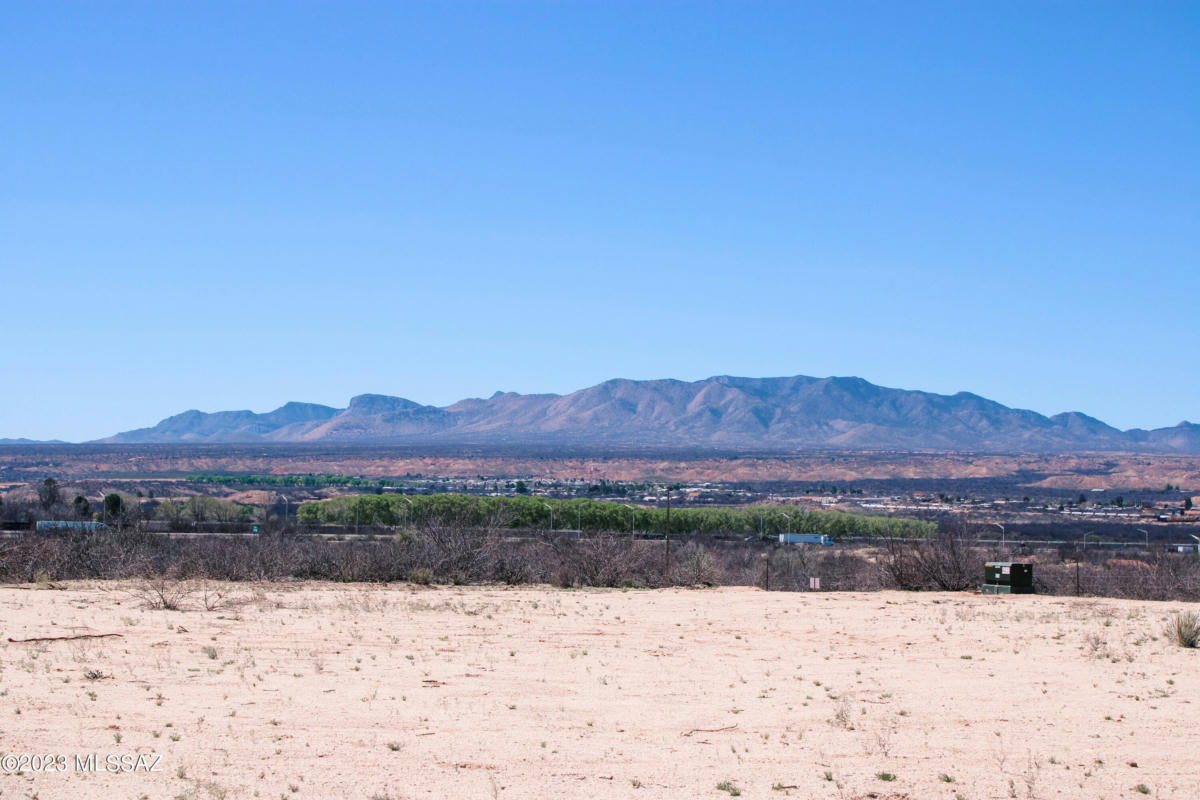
[2,1,1196,442]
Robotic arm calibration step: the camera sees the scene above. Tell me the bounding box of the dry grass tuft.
[1167,610,1200,648]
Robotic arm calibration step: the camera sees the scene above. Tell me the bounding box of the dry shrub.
[3,523,1200,601]
[410,523,499,583]
[673,542,719,586]
[552,535,661,588]
[1167,611,1200,648]
[198,580,254,611]
[881,530,977,591]
[134,574,195,610]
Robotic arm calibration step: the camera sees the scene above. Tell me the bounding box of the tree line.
[296,493,936,539]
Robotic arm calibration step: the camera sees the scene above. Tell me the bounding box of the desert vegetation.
[294,492,936,538]
[3,524,1200,602]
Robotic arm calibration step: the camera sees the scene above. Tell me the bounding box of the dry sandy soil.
[1,584,1197,800]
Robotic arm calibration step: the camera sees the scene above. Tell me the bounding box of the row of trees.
[11,480,258,528]
[32,478,115,521]
[295,493,936,539]
[18,479,934,538]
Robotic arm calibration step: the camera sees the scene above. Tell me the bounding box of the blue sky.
[2,1,1196,441]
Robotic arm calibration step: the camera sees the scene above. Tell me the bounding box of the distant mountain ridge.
[97,375,1200,453]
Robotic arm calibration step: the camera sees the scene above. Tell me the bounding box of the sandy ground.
[1,583,1197,800]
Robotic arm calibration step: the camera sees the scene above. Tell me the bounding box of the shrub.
[674,543,719,586]
[134,575,194,610]
[3,524,1200,602]
[880,528,976,591]
[1167,611,1200,648]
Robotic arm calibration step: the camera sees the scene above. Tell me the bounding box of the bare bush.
[412,522,499,583]
[673,542,719,586]
[552,535,661,588]
[3,522,1200,602]
[198,580,253,611]
[919,529,978,590]
[880,529,979,591]
[134,574,195,610]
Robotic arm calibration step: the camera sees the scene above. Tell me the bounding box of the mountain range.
[94,375,1200,453]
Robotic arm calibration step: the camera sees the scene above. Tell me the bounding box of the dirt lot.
[1,584,1197,800]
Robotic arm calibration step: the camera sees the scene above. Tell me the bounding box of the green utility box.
[982,561,1034,594]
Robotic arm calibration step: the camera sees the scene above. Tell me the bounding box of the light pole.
[400,496,413,529]
[623,504,636,538]
[541,502,554,532]
[664,486,672,575]
[280,494,289,531]
[780,512,792,537]
[1136,528,1149,550]
[992,522,1005,549]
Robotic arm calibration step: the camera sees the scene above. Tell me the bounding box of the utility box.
[982,561,1034,594]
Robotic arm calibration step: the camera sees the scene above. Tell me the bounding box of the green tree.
[72,495,90,518]
[103,493,124,522]
[38,478,60,512]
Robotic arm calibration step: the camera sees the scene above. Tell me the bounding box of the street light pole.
[541,502,554,532]
[623,504,636,539]
[1136,528,1148,550]
[664,487,671,575]
[992,522,1005,549]
[280,494,289,531]
[780,512,792,536]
